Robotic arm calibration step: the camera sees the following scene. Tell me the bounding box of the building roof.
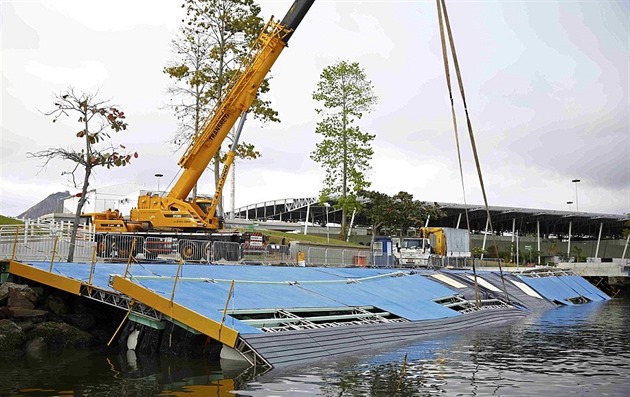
[230,198,629,239]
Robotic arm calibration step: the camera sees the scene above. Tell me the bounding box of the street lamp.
[155,173,163,193]
[572,179,581,211]
[323,202,331,243]
[566,201,573,211]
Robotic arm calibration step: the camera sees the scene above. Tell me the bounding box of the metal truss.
[79,284,162,321]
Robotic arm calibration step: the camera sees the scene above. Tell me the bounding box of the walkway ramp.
[2,260,610,368]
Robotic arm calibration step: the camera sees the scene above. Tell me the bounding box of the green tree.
[27,88,137,262]
[311,60,378,239]
[164,0,273,213]
[360,190,443,245]
[386,191,443,240]
[359,190,394,246]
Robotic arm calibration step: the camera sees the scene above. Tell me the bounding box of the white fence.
[0,224,292,265]
[2,223,472,269]
[0,224,96,263]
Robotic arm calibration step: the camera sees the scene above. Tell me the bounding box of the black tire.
[96,235,110,258]
[180,241,199,261]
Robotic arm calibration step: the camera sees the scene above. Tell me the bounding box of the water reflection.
[2,300,629,396]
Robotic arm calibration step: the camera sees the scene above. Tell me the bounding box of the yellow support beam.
[110,275,239,348]
[8,260,82,295]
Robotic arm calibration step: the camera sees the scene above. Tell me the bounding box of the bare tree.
[28,88,137,262]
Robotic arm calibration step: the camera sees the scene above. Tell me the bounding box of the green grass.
[0,215,23,225]
[250,228,364,247]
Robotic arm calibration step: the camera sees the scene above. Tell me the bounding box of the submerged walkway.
[2,259,610,368]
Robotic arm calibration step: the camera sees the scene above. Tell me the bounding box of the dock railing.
[0,224,96,263]
[0,224,294,266]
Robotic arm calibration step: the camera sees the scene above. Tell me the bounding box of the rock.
[45,294,71,316]
[0,282,13,301]
[29,321,94,350]
[8,288,35,310]
[63,312,96,331]
[14,320,35,333]
[1,283,38,307]
[10,308,48,323]
[25,337,45,359]
[0,319,25,350]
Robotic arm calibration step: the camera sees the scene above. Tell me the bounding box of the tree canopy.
[164,0,274,212]
[359,190,444,244]
[311,60,378,239]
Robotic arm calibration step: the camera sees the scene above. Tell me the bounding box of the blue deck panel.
[19,262,463,334]
[516,275,610,305]
[564,275,610,301]
[300,277,459,321]
[15,261,608,336]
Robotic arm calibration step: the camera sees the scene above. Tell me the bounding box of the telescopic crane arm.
[170,0,314,201]
[129,0,314,231]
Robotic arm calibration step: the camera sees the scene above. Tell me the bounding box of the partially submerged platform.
[2,259,610,368]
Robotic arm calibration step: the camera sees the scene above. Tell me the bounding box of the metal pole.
[567,221,572,259]
[572,179,580,211]
[511,218,516,263]
[304,201,310,235]
[536,220,540,266]
[621,234,629,260]
[326,208,329,243]
[516,232,520,266]
[346,209,356,242]
[480,217,489,261]
[594,222,603,259]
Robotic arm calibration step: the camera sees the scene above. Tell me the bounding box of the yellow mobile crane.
[89,0,314,260]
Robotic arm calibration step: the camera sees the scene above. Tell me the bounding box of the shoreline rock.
[0,280,124,356]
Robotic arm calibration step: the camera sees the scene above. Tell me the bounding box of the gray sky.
[1,0,628,218]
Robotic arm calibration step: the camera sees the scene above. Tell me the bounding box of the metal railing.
[2,223,474,269]
[1,224,96,263]
[1,224,293,265]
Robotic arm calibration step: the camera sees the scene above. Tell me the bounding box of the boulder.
[10,308,48,323]
[25,337,45,359]
[0,282,38,306]
[29,321,94,350]
[8,288,35,310]
[0,319,25,351]
[45,294,71,316]
[63,312,96,331]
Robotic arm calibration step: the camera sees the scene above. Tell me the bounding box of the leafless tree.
[28,88,137,262]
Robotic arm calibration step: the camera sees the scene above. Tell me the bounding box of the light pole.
[155,173,163,193]
[566,201,573,211]
[323,202,331,243]
[572,179,580,211]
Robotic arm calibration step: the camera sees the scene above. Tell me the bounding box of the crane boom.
[127,0,314,232]
[171,0,314,201]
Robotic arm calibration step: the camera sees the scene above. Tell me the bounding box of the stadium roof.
[230,198,628,239]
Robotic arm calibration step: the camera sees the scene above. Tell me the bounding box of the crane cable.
[435,0,478,307]
[436,0,510,304]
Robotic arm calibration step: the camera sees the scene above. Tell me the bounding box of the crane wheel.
[180,241,199,261]
[96,236,109,257]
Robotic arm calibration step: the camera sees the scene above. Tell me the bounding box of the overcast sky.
[1,0,628,218]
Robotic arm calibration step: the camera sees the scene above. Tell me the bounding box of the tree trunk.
[68,168,91,263]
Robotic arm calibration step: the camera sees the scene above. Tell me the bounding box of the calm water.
[1,299,628,396]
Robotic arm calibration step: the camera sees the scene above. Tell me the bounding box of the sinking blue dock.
[4,259,610,368]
